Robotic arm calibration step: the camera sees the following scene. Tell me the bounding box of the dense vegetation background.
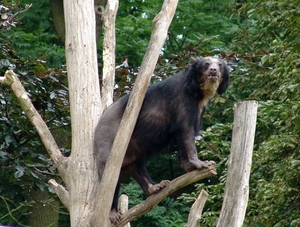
[0,0,299,226]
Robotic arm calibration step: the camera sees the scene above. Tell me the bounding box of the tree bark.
[101,0,119,110]
[62,0,102,226]
[118,168,216,227]
[216,101,258,227]
[49,0,65,44]
[1,0,180,226]
[118,195,130,227]
[186,190,209,227]
[92,1,178,226]
[49,0,107,44]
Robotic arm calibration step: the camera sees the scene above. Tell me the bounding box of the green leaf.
[291,160,300,168]
[14,166,25,178]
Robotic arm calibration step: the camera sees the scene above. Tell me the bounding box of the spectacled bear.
[94,56,230,224]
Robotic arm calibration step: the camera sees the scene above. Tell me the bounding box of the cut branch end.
[49,179,70,209]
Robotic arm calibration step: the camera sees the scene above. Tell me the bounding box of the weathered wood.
[0,71,70,208]
[118,195,130,227]
[187,190,209,227]
[63,0,102,226]
[216,101,258,227]
[2,1,102,226]
[117,167,216,227]
[49,0,107,44]
[101,0,118,110]
[93,1,178,226]
[0,71,65,169]
[48,179,69,209]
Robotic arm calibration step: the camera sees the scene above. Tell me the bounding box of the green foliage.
[167,0,238,55]
[247,100,300,226]
[177,123,232,227]
[121,181,189,227]
[111,0,238,67]
[4,0,65,68]
[224,0,300,226]
[0,30,70,225]
[6,0,300,226]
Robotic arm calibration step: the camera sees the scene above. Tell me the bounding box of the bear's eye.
[204,62,210,66]
[218,63,223,68]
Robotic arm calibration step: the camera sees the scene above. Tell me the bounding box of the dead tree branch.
[0,70,69,206]
[187,189,209,227]
[0,71,65,166]
[117,167,216,227]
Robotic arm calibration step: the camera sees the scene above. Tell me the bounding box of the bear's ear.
[184,58,203,96]
[190,56,203,63]
[217,61,230,94]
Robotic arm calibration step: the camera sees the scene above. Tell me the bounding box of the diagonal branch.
[0,71,66,171]
[117,167,217,227]
[93,1,179,226]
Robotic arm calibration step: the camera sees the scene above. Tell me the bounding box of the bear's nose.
[210,67,217,75]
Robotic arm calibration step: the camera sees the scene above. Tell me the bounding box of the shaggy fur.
[94,56,230,224]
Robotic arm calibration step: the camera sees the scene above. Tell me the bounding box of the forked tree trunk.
[0,0,179,226]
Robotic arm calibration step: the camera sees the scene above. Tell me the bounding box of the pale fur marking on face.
[199,57,223,107]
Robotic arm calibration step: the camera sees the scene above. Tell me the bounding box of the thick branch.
[0,71,65,168]
[93,1,178,226]
[117,167,216,227]
[187,189,209,227]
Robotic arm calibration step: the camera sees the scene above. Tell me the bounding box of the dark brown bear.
[94,56,230,224]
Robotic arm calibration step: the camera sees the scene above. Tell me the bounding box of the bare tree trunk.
[62,0,102,226]
[92,1,178,226]
[216,101,258,227]
[49,0,65,44]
